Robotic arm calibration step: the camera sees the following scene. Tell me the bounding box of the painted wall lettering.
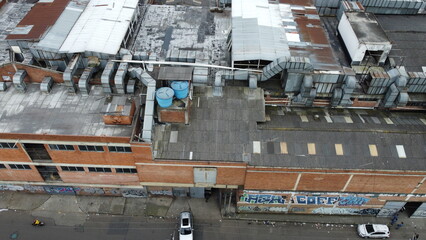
[293,195,369,206]
[240,193,286,204]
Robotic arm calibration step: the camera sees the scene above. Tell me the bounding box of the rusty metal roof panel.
[6,0,70,41]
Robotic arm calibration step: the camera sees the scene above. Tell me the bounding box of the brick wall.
[59,170,139,185]
[0,144,31,162]
[245,171,298,190]
[0,62,68,83]
[0,166,43,182]
[297,173,350,191]
[345,175,423,193]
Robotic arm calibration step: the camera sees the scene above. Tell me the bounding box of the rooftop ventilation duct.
[13,69,27,92]
[129,68,156,142]
[40,77,54,93]
[63,54,82,93]
[114,55,132,94]
[78,67,97,95]
[101,61,117,94]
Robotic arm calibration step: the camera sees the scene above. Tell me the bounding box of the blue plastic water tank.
[156,87,174,108]
[171,81,189,99]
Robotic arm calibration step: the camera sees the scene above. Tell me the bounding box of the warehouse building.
[0,0,425,217]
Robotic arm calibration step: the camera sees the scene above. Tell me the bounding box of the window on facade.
[78,145,104,152]
[49,144,75,151]
[0,142,18,149]
[108,146,132,153]
[0,164,6,169]
[116,168,137,174]
[61,166,84,172]
[88,167,112,173]
[9,164,31,170]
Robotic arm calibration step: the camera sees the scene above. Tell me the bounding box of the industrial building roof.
[345,12,390,44]
[59,0,139,55]
[0,84,136,137]
[231,0,290,62]
[155,86,426,171]
[35,1,85,52]
[231,0,342,72]
[376,14,426,72]
[6,0,70,41]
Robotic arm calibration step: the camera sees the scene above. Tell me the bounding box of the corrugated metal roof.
[35,1,85,52]
[232,0,291,62]
[6,0,70,40]
[59,0,139,55]
[232,0,341,72]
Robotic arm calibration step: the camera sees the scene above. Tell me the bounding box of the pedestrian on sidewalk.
[414,233,420,240]
[395,222,404,229]
[390,213,398,225]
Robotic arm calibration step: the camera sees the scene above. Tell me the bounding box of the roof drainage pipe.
[129,68,156,142]
[261,56,314,81]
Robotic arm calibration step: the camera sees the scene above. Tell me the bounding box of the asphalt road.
[0,211,419,240]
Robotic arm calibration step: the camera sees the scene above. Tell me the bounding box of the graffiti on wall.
[293,195,369,206]
[23,185,45,193]
[238,205,288,213]
[312,207,380,215]
[76,187,105,195]
[150,190,173,196]
[43,186,75,195]
[240,193,286,204]
[0,185,24,191]
[122,189,147,198]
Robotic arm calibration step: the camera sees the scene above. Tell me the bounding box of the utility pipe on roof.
[111,60,263,73]
[129,68,156,142]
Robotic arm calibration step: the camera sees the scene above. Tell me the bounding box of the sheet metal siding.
[59,0,139,55]
[6,0,70,40]
[35,1,84,52]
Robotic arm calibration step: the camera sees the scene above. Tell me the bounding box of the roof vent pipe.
[129,68,156,142]
[13,69,27,92]
[63,53,82,93]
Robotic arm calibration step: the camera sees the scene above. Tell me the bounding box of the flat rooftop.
[376,14,426,72]
[345,12,390,44]
[0,84,136,137]
[155,86,426,171]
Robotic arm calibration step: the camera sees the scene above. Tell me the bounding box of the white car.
[179,211,193,240]
[357,224,390,238]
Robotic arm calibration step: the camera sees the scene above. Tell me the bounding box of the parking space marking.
[335,144,344,156]
[253,141,261,154]
[396,145,406,158]
[280,142,288,154]
[324,116,333,123]
[420,118,426,125]
[307,143,316,155]
[369,144,378,157]
[300,115,309,122]
[383,118,394,125]
[170,131,178,143]
[344,116,353,123]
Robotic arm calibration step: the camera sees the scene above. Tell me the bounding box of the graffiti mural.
[76,187,105,195]
[122,189,147,198]
[238,205,288,213]
[293,195,369,206]
[43,186,75,195]
[312,207,380,215]
[149,190,173,196]
[0,185,24,191]
[23,185,45,193]
[240,193,286,204]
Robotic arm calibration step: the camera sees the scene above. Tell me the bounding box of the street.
[0,210,421,240]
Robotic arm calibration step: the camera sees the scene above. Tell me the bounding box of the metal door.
[411,203,426,218]
[190,187,205,198]
[194,168,217,186]
[377,201,405,217]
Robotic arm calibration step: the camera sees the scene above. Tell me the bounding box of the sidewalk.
[1,191,425,235]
